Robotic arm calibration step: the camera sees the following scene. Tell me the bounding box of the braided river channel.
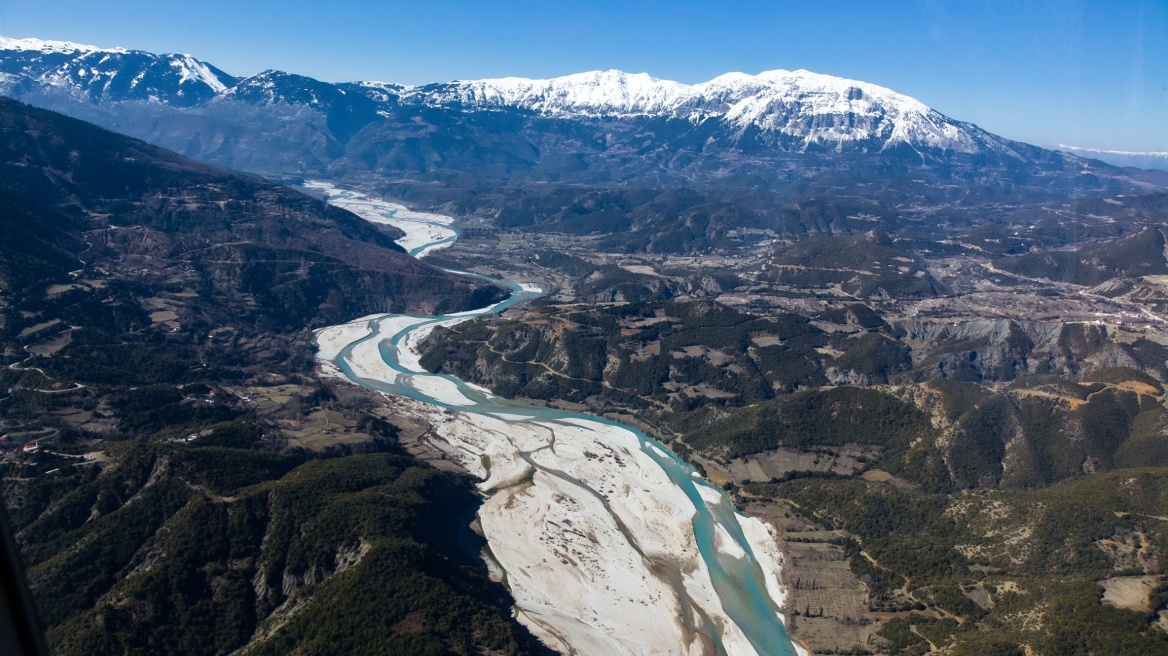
[307,182,802,656]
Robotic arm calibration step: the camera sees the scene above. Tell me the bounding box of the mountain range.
[7,35,1168,656]
[1057,145,1168,171]
[0,36,1153,192]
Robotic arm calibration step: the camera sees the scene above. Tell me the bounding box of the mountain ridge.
[2,35,1163,211]
[0,35,1058,159]
[1057,145,1168,170]
[0,36,235,107]
[410,68,988,154]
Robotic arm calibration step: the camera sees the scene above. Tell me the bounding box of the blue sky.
[3,0,1165,151]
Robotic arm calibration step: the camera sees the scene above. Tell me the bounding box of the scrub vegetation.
[0,98,535,655]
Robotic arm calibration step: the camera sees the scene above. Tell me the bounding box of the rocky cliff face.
[894,319,1143,383]
[418,298,1168,494]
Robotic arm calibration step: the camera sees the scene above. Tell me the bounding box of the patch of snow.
[1058,144,1168,157]
[1057,145,1168,170]
[171,54,228,93]
[0,39,1000,155]
[0,36,125,54]
[409,68,984,152]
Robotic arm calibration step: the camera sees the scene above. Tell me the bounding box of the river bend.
[307,182,802,656]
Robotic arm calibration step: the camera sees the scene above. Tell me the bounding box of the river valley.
[306,183,803,656]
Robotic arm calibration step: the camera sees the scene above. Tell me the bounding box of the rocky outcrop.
[893,319,1146,383]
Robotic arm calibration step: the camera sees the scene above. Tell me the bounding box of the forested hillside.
[420,297,1168,654]
[0,98,535,655]
[8,441,546,656]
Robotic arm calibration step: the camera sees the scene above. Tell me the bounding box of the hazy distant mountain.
[1057,144,1168,170]
[0,35,1148,192]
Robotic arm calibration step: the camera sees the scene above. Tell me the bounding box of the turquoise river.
[309,182,800,656]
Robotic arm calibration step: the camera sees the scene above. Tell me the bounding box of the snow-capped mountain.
[412,69,988,154]
[227,70,351,108]
[0,36,235,107]
[0,35,1137,190]
[0,36,118,55]
[1057,145,1168,171]
[0,36,1002,154]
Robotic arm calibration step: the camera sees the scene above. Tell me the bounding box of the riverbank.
[310,184,805,656]
[302,181,458,257]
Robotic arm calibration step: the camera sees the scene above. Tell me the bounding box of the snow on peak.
[410,68,980,151]
[1058,144,1168,157]
[0,37,233,105]
[0,36,125,55]
[170,54,228,93]
[1057,145,1168,170]
[359,81,410,92]
[419,69,688,115]
[0,37,991,154]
